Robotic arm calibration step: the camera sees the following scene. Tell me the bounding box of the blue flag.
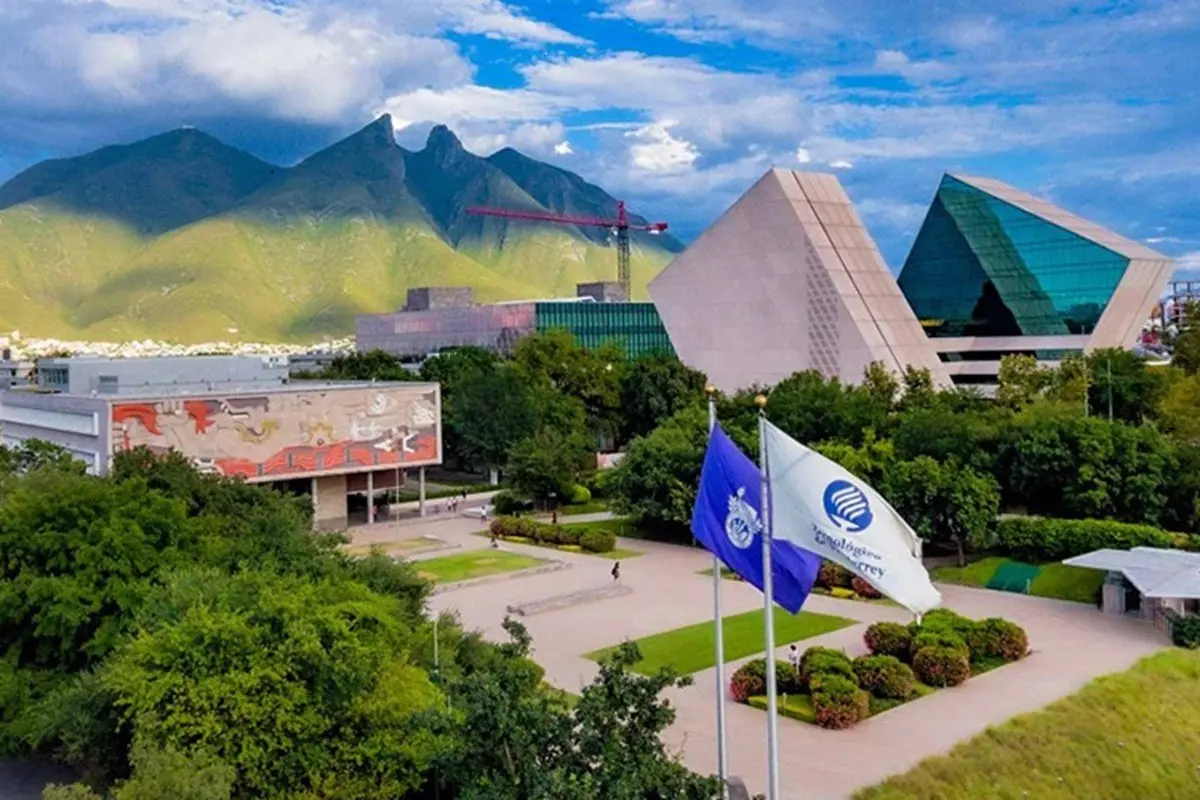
[692,424,821,614]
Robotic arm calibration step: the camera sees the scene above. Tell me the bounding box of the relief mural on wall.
[111,387,440,480]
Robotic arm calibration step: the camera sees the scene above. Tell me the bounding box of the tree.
[885,457,1000,566]
[765,371,886,446]
[449,366,538,482]
[313,350,420,381]
[617,353,706,443]
[1158,372,1200,443]
[1045,353,1090,408]
[899,366,937,410]
[507,428,593,507]
[608,407,708,535]
[419,347,503,469]
[1171,301,1200,374]
[440,620,720,800]
[996,354,1049,410]
[1086,348,1169,423]
[101,570,449,800]
[861,361,900,413]
[891,404,1003,473]
[511,330,624,439]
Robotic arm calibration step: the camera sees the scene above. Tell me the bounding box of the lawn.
[932,557,1104,604]
[415,551,546,584]
[855,649,1200,800]
[344,536,444,557]
[584,607,855,675]
[559,500,610,516]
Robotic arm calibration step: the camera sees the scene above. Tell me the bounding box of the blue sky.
[1,0,1198,273]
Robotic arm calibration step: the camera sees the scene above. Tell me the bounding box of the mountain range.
[0,116,683,343]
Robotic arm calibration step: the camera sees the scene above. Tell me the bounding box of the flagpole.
[756,395,780,800]
[707,386,729,796]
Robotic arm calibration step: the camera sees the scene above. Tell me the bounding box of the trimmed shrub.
[919,608,976,638]
[729,658,797,701]
[853,655,916,700]
[912,646,971,687]
[909,630,969,660]
[568,484,592,505]
[994,516,1193,562]
[799,647,855,688]
[817,560,852,589]
[811,675,870,730]
[557,526,582,546]
[579,528,617,553]
[967,618,1030,663]
[850,576,883,599]
[863,622,912,661]
[1173,615,1200,649]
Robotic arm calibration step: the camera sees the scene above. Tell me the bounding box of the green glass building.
[899,175,1131,339]
[534,301,674,358]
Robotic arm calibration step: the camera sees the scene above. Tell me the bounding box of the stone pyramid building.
[649,169,950,392]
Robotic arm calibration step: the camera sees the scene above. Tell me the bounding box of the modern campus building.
[356,284,674,360]
[650,169,1173,392]
[650,169,951,392]
[898,174,1174,387]
[0,355,442,530]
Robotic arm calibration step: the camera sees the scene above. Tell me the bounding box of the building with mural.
[0,356,441,529]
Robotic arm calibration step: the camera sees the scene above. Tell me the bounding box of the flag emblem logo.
[823,480,873,533]
[724,487,761,549]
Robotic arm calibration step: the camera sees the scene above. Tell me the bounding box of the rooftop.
[1064,547,1200,599]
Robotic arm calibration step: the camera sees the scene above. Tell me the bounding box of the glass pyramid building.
[898,174,1173,384]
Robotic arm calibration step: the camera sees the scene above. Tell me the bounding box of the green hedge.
[489,516,616,553]
[995,516,1197,562]
[1172,615,1200,649]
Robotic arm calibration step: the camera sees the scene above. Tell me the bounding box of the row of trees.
[318,335,705,505]
[610,349,1200,564]
[0,445,719,799]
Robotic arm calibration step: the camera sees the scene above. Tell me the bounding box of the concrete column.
[367,470,375,525]
[419,466,427,517]
[312,474,348,531]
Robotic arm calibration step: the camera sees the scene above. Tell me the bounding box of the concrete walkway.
[351,516,1167,800]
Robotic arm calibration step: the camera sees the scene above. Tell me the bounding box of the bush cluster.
[492,490,533,516]
[995,516,1195,562]
[728,659,799,701]
[489,516,616,553]
[850,576,883,599]
[912,646,971,687]
[853,655,915,700]
[1171,614,1200,649]
[863,609,1029,688]
[799,647,854,689]
[568,484,592,504]
[863,622,911,660]
[967,618,1030,662]
[816,561,852,589]
[810,675,869,730]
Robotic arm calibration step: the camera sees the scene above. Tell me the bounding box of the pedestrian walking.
[611,561,621,582]
[788,644,800,670]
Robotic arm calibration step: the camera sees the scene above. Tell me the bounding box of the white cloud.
[381,85,556,128]
[626,120,700,173]
[554,141,573,155]
[795,147,812,164]
[872,50,954,83]
[828,159,854,169]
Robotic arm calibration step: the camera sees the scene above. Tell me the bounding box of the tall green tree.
[1086,348,1169,423]
[449,367,538,482]
[507,428,593,507]
[617,353,706,443]
[885,456,1000,566]
[512,330,624,439]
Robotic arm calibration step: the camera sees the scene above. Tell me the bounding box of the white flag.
[763,420,942,615]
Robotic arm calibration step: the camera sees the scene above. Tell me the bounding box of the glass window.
[898,176,1129,338]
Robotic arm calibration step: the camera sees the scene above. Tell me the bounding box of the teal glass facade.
[534,302,675,358]
[898,175,1131,338]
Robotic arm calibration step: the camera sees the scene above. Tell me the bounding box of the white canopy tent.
[1064,547,1200,599]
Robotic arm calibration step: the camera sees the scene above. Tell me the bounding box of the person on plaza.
[788,644,800,670]
[611,561,621,582]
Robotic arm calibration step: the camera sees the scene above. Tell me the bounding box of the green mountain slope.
[0,116,680,343]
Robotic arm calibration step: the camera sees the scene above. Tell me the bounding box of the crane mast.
[466,200,667,300]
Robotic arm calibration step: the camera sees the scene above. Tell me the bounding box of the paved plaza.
[351,515,1167,800]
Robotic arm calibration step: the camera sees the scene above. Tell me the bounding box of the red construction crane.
[466,200,668,299]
